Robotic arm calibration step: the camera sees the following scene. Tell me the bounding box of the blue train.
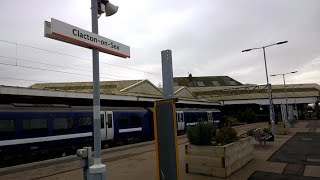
[0,104,222,166]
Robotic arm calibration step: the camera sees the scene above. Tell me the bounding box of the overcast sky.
[0,0,319,87]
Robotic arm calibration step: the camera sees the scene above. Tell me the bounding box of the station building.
[1,74,319,122]
[0,79,218,110]
[172,74,320,122]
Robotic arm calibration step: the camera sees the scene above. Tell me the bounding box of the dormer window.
[197,81,205,87]
[212,81,220,86]
[229,81,237,86]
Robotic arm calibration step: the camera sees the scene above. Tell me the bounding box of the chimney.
[188,73,194,87]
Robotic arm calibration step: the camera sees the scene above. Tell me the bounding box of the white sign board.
[44,18,130,58]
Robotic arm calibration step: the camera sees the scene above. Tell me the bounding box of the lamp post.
[90,0,118,179]
[242,41,288,134]
[292,84,298,120]
[270,71,298,124]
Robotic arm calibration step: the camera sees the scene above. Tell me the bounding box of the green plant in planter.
[277,121,286,128]
[263,127,271,134]
[214,127,238,146]
[226,117,238,127]
[187,119,215,145]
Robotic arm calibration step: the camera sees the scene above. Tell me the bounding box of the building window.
[212,81,220,86]
[53,118,73,131]
[197,81,205,87]
[229,81,237,86]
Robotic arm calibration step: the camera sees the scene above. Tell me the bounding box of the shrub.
[236,108,257,123]
[226,117,238,124]
[214,127,238,146]
[277,121,284,125]
[263,127,271,134]
[187,119,215,145]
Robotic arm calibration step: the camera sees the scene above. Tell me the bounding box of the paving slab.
[282,164,306,176]
[304,165,320,177]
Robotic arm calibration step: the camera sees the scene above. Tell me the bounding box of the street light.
[90,0,118,179]
[292,84,298,120]
[270,71,298,125]
[242,41,288,134]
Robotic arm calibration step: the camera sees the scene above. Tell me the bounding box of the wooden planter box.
[267,133,275,141]
[274,124,290,135]
[185,137,254,178]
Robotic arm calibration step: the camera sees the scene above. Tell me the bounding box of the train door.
[106,111,114,140]
[207,111,213,124]
[100,111,107,140]
[176,111,185,131]
[180,112,185,131]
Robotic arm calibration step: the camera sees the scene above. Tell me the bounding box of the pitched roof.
[30,80,143,94]
[189,83,320,101]
[174,86,197,99]
[119,79,163,96]
[173,75,242,87]
[120,80,162,93]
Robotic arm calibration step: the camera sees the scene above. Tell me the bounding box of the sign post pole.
[44,2,130,180]
[153,49,179,180]
[161,50,174,99]
[88,0,106,179]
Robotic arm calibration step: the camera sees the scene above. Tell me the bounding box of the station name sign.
[44,18,130,58]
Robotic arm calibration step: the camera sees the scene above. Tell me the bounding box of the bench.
[238,128,255,138]
[252,128,272,146]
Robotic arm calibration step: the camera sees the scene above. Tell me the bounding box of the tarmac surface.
[247,120,320,180]
[269,132,320,166]
[1,121,320,180]
[248,171,319,180]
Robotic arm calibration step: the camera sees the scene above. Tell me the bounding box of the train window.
[131,115,141,127]
[191,113,203,122]
[53,118,73,131]
[0,120,15,136]
[78,117,92,130]
[107,114,112,128]
[22,118,47,133]
[119,117,129,127]
[100,114,105,129]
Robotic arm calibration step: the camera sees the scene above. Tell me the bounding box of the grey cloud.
[0,0,319,87]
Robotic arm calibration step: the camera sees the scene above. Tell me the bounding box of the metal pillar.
[161,50,174,99]
[283,74,289,124]
[89,0,106,179]
[293,84,298,120]
[263,47,276,134]
[158,49,178,180]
